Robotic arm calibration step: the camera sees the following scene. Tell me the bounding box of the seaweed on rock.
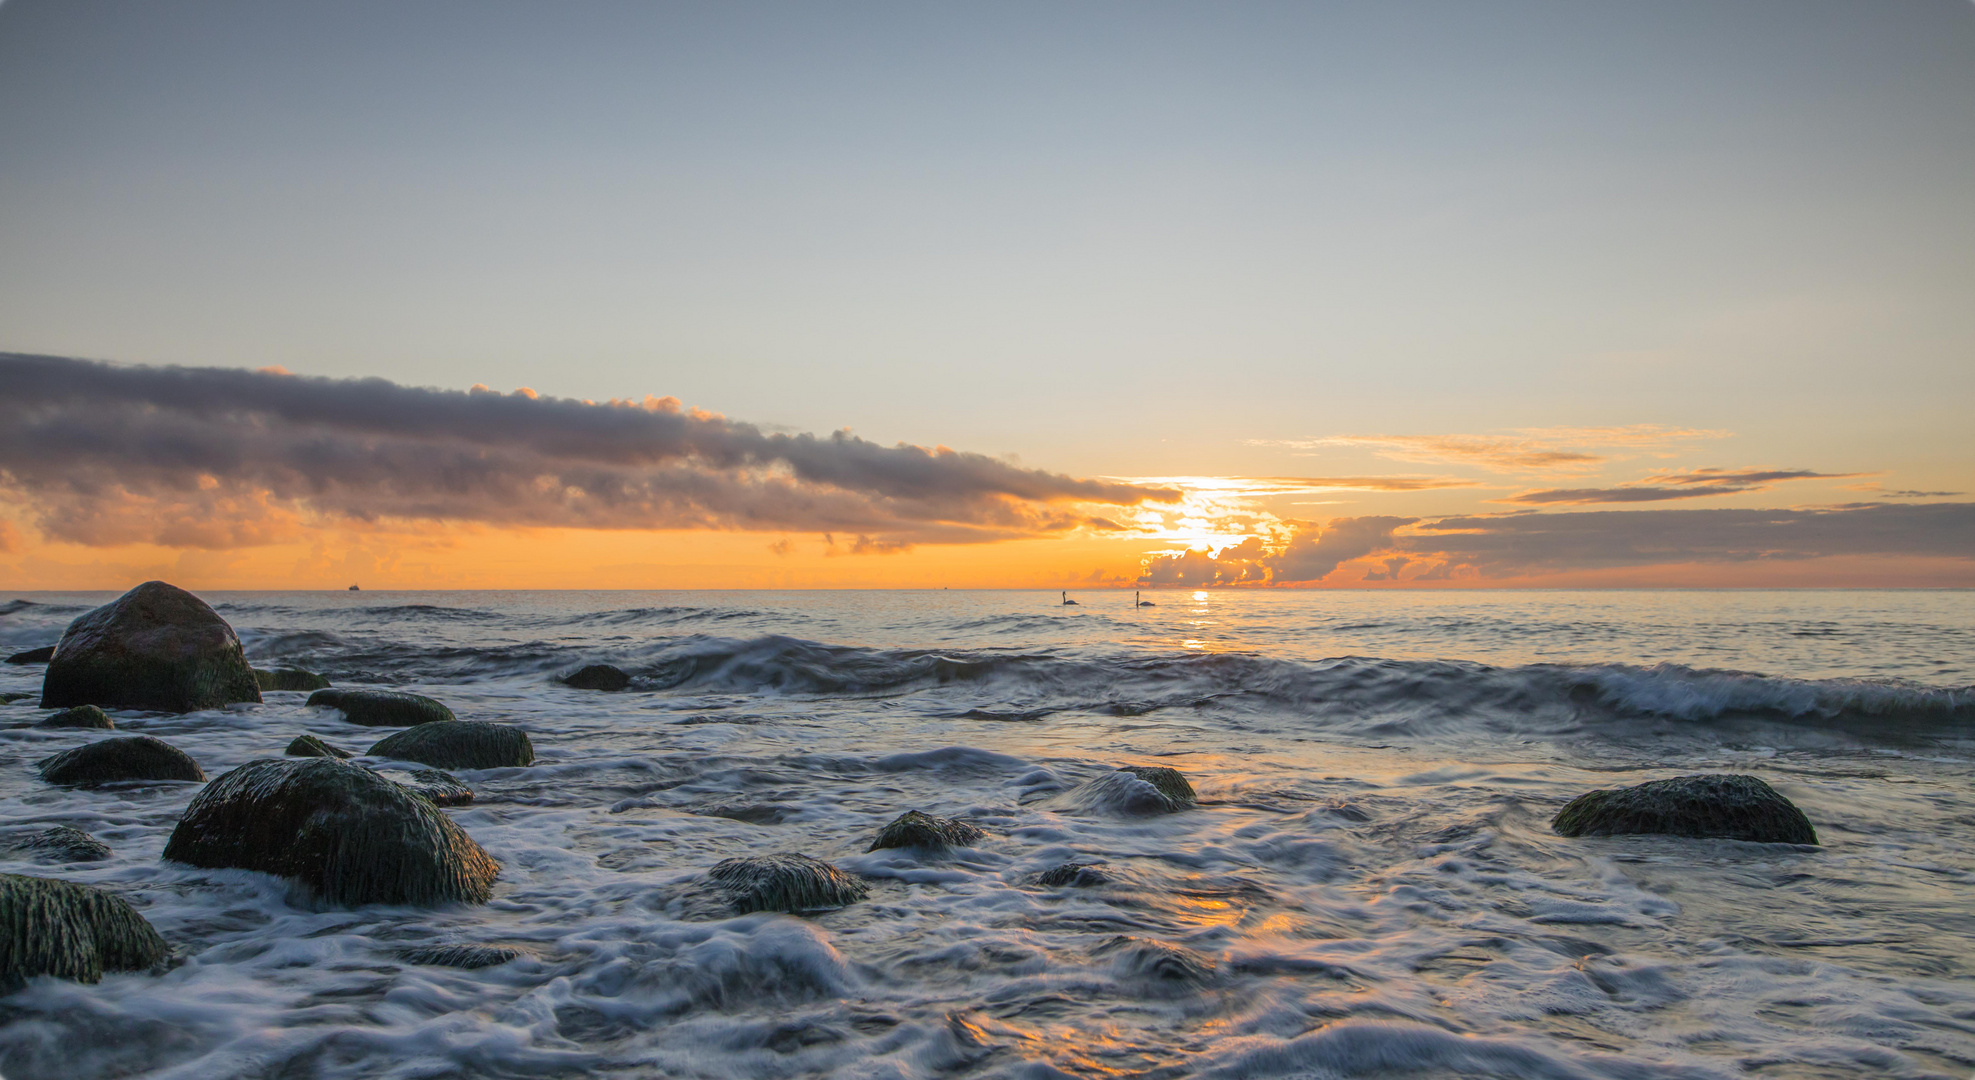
[708,853,868,915]
[162,757,499,907]
[367,722,534,770]
[0,873,170,990]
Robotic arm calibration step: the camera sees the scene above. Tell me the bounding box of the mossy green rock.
[0,873,170,990]
[163,757,499,907]
[38,736,204,786]
[868,810,984,852]
[39,581,260,713]
[368,721,533,770]
[307,688,454,727]
[1552,773,1817,845]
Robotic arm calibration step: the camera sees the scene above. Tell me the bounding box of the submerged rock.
[39,581,261,713]
[1094,935,1217,990]
[36,705,114,730]
[0,874,170,990]
[1552,773,1817,845]
[255,668,331,692]
[368,722,534,770]
[284,733,354,759]
[1067,765,1198,815]
[5,645,55,665]
[38,736,205,786]
[398,768,474,807]
[398,943,528,969]
[1034,862,1111,888]
[307,688,455,727]
[868,810,984,852]
[7,826,112,863]
[559,664,630,691]
[1,692,36,705]
[708,853,868,915]
[162,757,499,907]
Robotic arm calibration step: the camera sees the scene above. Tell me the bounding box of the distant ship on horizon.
[348,584,360,591]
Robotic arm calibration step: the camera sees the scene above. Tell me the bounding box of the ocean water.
[0,588,1972,1079]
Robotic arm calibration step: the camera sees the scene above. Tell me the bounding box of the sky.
[0,0,1970,589]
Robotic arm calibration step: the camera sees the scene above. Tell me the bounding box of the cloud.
[1140,516,1414,585]
[1501,467,1861,505]
[1844,483,1964,499]
[0,353,1178,548]
[1250,425,1726,474]
[1117,475,1478,495]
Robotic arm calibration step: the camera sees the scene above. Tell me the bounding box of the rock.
[1552,774,1817,845]
[1034,862,1111,887]
[0,873,171,990]
[5,645,55,665]
[398,943,528,968]
[559,664,631,691]
[1067,765,1197,815]
[368,722,534,770]
[1,692,36,705]
[398,768,474,807]
[36,705,114,730]
[38,581,261,713]
[255,668,331,692]
[708,853,868,915]
[7,827,112,863]
[1094,935,1217,990]
[284,734,354,759]
[868,810,984,852]
[306,688,455,727]
[38,736,205,786]
[162,757,499,907]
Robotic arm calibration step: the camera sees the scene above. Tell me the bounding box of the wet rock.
[255,668,331,692]
[367,721,534,770]
[306,688,455,727]
[162,757,499,907]
[36,705,114,730]
[708,853,868,915]
[1094,935,1217,991]
[399,768,474,807]
[559,664,630,691]
[0,873,171,990]
[38,736,205,786]
[7,826,112,863]
[5,645,54,665]
[39,581,261,713]
[1552,773,1817,845]
[868,810,984,852]
[1034,862,1111,888]
[284,734,354,759]
[398,943,528,968]
[1,692,36,705]
[1067,765,1197,815]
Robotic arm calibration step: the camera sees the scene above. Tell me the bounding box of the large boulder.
[868,810,984,852]
[5,645,55,665]
[162,757,498,907]
[0,873,170,990]
[307,688,454,727]
[39,581,261,712]
[559,664,630,691]
[36,705,114,730]
[255,668,331,692]
[38,736,205,786]
[368,722,534,770]
[708,853,868,915]
[1552,774,1817,845]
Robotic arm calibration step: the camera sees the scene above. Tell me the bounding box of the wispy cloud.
[1500,467,1862,505]
[0,353,1178,548]
[1844,483,1964,499]
[1114,475,1478,496]
[1249,425,1725,474]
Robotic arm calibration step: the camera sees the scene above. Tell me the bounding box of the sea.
[0,588,1971,1080]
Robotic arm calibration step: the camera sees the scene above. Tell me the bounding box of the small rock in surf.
[6,826,112,863]
[285,733,354,759]
[38,736,205,786]
[163,757,499,907]
[367,721,534,770]
[0,873,171,991]
[1067,765,1197,815]
[398,943,529,969]
[1034,862,1111,887]
[36,705,114,730]
[307,687,455,727]
[255,667,331,692]
[1551,773,1817,845]
[4,645,54,665]
[559,664,631,691]
[868,810,985,852]
[708,853,869,914]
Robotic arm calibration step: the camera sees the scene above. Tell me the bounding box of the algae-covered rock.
[398,943,528,968]
[307,688,455,727]
[36,705,114,730]
[0,873,170,990]
[1552,773,1817,845]
[559,664,630,691]
[255,668,331,692]
[284,734,354,759]
[162,757,498,907]
[1067,765,1198,815]
[368,721,533,770]
[5,645,55,665]
[708,853,868,915]
[7,826,112,863]
[38,736,205,786]
[868,810,984,852]
[39,581,260,712]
